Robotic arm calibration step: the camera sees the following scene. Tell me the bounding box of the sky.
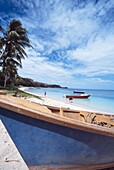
[0,0,114,89]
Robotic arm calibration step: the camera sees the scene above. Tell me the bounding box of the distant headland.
[0,75,67,89]
[16,77,66,88]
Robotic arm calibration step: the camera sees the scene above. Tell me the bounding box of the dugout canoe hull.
[0,96,114,169]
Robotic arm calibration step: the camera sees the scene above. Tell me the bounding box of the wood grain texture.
[29,162,114,170]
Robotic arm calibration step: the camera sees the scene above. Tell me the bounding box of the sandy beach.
[19,87,114,114]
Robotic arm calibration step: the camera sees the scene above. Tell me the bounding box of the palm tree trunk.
[4,75,8,87]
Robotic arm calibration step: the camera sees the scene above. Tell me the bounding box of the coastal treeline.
[0,19,31,87]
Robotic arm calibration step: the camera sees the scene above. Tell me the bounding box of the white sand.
[19,87,114,114]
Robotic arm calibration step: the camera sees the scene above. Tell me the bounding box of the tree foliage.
[0,19,31,87]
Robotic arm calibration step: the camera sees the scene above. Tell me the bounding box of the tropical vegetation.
[0,19,31,87]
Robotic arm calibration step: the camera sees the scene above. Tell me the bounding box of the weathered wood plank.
[59,107,63,116]
[0,119,29,170]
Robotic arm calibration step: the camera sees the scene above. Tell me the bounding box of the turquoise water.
[25,87,114,114]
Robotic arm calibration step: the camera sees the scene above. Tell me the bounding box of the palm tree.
[0,19,31,87]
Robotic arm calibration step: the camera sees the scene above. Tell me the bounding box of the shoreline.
[19,87,114,115]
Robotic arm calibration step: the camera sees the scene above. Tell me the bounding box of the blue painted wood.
[0,107,114,167]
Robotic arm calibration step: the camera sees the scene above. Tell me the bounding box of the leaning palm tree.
[0,19,31,87]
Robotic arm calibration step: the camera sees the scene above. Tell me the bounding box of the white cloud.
[85,77,112,83]
[18,54,73,86]
[67,34,114,77]
[41,2,100,53]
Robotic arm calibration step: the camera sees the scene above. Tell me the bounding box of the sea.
[24,87,114,114]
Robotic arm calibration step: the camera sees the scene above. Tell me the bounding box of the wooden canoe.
[0,95,114,170]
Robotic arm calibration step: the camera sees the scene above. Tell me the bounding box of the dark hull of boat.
[0,107,114,169]
[73,91,85,94]
[66,95,91,99]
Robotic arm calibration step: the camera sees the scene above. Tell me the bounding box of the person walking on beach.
[69,97,73,103]
[44,91,46,96]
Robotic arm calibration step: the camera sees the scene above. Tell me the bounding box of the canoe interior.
[47,105,114,129]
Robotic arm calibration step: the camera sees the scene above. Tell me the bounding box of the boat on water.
[73,90,85,94]
[66,94,91,99]
[0,95,114,169]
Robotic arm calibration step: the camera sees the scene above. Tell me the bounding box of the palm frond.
[18,40,33,48]
[0,37,5,48]
[0,26,4,33]
[0,62,3,66]
[8,31,20,41]
[8,19,22,32]
[13,42,27,57]
[9,58,22,68]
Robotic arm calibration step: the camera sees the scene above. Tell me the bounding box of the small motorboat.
[66,94,91,99]
[73,90,85,94]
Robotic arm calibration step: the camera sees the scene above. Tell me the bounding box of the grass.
[0,86,41,100]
